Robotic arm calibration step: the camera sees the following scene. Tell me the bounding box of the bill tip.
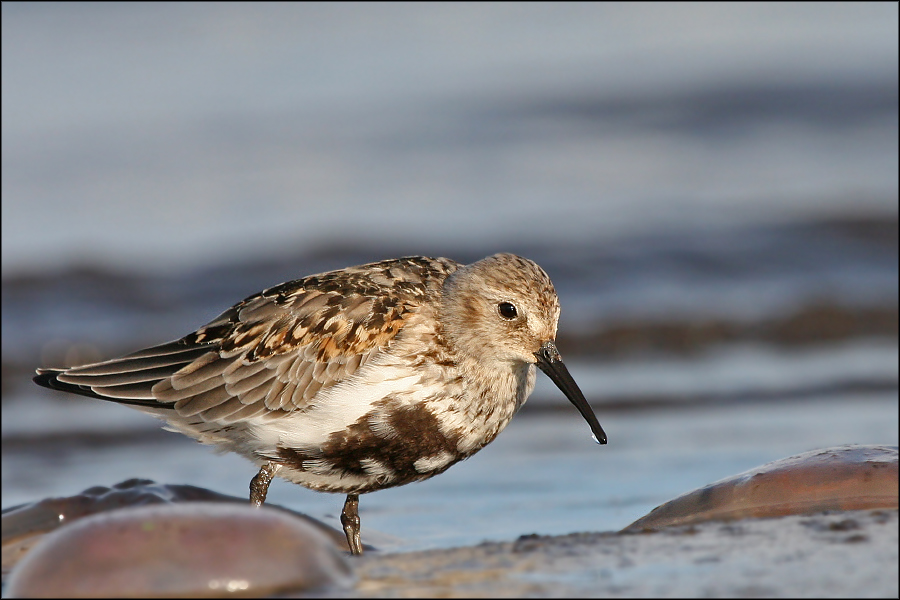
[591,433,608,445]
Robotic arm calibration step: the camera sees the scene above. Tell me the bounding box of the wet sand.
[351,509,898,598]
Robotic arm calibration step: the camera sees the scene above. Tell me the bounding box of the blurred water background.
[2,4,897,551]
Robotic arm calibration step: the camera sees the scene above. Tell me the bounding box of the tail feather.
[32,337,222,410]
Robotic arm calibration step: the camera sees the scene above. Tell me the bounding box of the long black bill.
[534,341,607,445]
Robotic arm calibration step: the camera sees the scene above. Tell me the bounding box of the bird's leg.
[249,462,280,507]
[341,493,363,555]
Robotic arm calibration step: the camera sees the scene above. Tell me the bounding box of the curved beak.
[534,341,607,445]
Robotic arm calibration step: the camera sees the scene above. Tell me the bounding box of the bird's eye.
[497,302,518,320]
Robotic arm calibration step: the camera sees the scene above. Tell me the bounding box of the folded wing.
[35,278,418,424]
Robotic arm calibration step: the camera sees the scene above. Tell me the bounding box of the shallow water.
[3,391,896,552]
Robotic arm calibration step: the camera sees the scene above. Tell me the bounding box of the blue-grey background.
[3,3,897,551]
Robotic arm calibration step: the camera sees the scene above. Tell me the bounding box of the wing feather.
[225,365,275,396]
[154,373,226,400]
[57,365,182,387]
[33,256,461,425]
[90,381,158,400]
[172,384,233,416]
[169,354,229,389]
[275,381,299,411]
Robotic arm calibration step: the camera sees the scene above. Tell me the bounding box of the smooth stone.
[2,478,359,576]
[623,444,898,532]
[6,502,354,598]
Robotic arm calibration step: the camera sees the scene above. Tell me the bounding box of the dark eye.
[498,302,518,320]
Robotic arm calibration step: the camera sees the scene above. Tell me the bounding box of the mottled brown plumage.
[34,253,606,555]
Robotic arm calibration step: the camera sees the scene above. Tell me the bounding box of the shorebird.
[34,253,607,554]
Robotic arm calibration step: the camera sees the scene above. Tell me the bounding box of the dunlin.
[34,253,607,554]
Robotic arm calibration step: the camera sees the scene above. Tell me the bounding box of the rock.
[5,502,354,597]
[623,444,898,531]
[2,478,356,577]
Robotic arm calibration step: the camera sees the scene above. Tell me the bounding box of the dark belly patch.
[277,400,463,492]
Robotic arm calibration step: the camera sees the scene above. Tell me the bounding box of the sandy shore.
[350,509,898,598]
